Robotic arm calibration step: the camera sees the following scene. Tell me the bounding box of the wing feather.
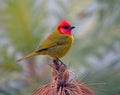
[35,34,69,52]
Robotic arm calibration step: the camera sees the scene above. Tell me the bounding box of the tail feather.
[16,52,37,62]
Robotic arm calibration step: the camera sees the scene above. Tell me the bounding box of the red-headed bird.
[17,20,75,62]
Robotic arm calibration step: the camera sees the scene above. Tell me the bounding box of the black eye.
[62,26,69,29]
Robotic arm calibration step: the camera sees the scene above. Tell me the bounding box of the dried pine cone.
[32,60,94,95]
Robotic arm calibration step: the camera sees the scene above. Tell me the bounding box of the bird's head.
[57,20,75,35]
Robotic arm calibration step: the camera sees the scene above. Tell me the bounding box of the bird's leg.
[57,58,63,64]
[56,58,67,68]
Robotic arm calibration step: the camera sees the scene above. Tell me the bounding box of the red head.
[57,20,75,35]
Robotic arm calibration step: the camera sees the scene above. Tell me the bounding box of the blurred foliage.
[82,64,120,95]
[0,0,120,95]
[66,0,120,68]
[1,0,48,53]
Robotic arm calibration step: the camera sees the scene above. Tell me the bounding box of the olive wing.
[35,35,69,52]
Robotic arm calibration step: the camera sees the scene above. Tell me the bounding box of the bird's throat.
[59,28,71,35]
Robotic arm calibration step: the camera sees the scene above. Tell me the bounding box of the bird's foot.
[56,58,67,68]
[53,58,67,70]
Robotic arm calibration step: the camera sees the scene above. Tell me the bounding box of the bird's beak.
[69,26,75,30]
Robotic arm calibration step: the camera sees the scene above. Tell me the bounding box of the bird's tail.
[16,52,37,62]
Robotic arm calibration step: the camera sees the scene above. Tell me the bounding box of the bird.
[17,20,75,63]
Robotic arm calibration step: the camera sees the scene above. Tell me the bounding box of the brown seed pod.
[32,60,94,95]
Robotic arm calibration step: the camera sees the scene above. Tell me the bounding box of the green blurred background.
[0,0,120,95]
